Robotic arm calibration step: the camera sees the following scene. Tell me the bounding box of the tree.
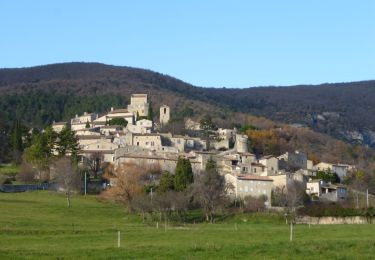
[315,169,340,183]
[56,126,79,158]
[205,157,216,171]
[85,121,90,128]
[158,171,175,192]
[16,161,37,184]
[102,162,146,206]
[24,127,56,180]
[286,181,307,218]
[10,119,24,164]
[199,115,216,131]
[243,195,267,213]
[147,104,154,122]
[53,157,82,208]
[82,152,104,179]
[191,163,229,222]
[108,118,128,127]
[174,158,193,191]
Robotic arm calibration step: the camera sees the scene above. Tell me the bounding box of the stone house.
[258,155,279,175]
[278,150,308,170]
[160,105,170,126]
[52,122,68,133]
[225,174,273,206]
[127,94,149,117]
[71,112,98,131]
[132,133,162,150]
[313,162,354,182]
[106,108,134,125]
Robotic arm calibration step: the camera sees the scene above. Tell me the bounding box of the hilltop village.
[52,94,355,205]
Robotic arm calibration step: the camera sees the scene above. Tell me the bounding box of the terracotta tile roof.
[108,109,129,114]
[251,162,266,167]
[237,174,273,181]
[238,152,256,156]
[260,155,274,159]
[52,121,67,125]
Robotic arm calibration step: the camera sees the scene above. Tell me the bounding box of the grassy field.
[0,192,375,259]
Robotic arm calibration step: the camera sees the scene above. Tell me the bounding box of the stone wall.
[296,216,373,224]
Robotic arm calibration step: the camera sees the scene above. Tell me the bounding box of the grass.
[1,191,375,259]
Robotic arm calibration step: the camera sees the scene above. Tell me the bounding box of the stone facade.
[160,105,170,125]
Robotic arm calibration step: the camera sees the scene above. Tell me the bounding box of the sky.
[0,1,374,87]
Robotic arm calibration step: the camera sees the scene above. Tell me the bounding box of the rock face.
[340,129,375,148]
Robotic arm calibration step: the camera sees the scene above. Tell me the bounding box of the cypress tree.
[174,157,193,191]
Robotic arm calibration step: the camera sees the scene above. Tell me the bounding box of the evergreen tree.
[174,157,193,191]
[147,104,154,122]
[56,126,79,158]
[205,157,217,171]
[108,118,128,127]
[158,171,175,192]
[10,119,23,164]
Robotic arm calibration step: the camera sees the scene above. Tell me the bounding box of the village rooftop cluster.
[52,94,355,205]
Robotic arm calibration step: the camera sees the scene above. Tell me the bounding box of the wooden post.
[156,222,159,229]
[290,222,293,242]
[117,231,120,248]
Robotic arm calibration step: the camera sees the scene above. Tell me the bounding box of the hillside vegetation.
[1,62,375,147]
[1,62,375,172]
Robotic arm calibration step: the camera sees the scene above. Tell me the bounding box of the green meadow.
[0,191,374,259]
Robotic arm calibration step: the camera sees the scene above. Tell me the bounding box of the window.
[164,107,167,114]
[146,142,149,146]
[254,168,257,173]
[137,142,139,146]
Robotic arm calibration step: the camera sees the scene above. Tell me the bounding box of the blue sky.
[1,1,374,87]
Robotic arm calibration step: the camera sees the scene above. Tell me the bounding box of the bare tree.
[101,162,147,207]
[82,152,104,178]
[153,190,190,225]
[191,169,230,222]
[243,195,267,213]
[286,181,306,219]
[53,157,82,208]
[130,193,154,222]
[16,161,37,184]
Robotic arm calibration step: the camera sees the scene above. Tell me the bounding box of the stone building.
[225,174,273,206]
[160,105,170,126]
[127,94,149,117]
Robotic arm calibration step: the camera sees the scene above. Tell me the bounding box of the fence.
[0,183,49,193]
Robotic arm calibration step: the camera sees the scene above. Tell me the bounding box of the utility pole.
[84,171,87,196]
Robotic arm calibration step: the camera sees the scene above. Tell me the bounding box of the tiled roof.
[237,174,273,181]
[108,109,129,114]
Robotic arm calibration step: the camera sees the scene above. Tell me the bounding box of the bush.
[242,195,267,213]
